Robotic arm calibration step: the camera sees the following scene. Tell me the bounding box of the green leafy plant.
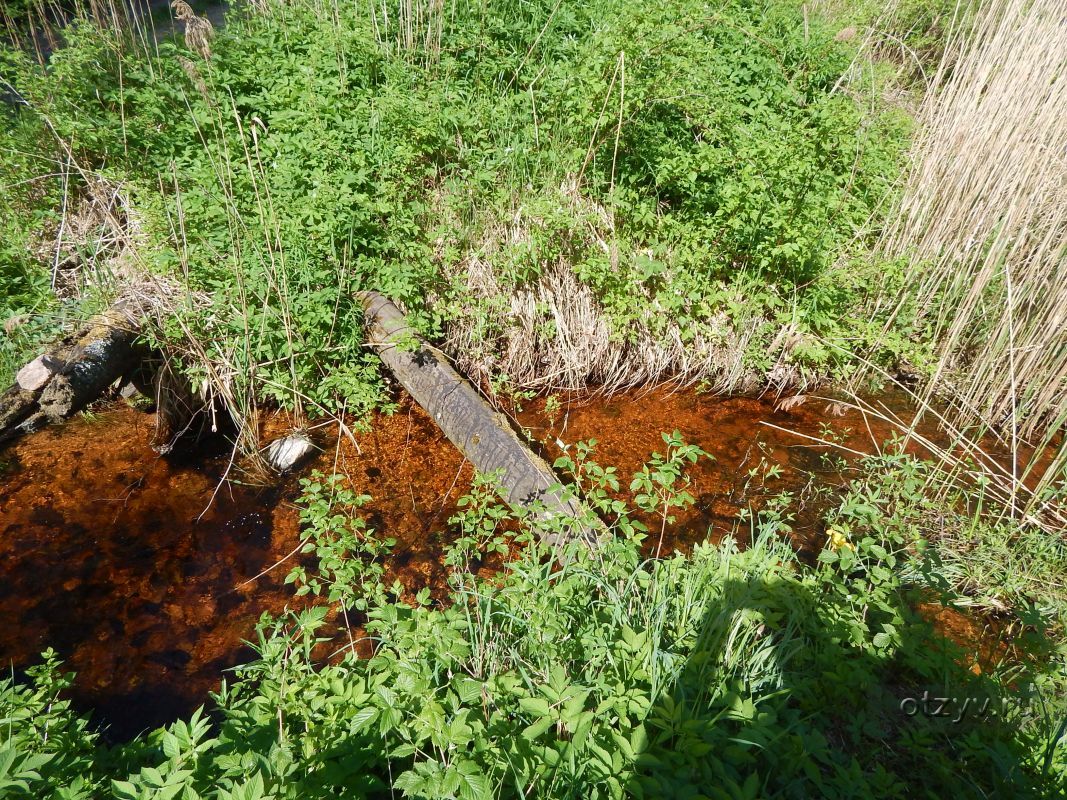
[287,470,392,612]
[629,430,711,556]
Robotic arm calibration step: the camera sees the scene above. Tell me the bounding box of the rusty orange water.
[0,407,298,739]
[0,399,474,739]
[0,387,1050,738]
[512,387,1049,557]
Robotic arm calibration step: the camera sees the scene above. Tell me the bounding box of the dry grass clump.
[443,258,760,397]
[434,181,792,399]
[29,174,144,299]
[878,0,1067,451]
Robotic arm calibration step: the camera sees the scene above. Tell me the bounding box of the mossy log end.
[0,304,143,446]
[360,291,599,548]
[0,385,39,435]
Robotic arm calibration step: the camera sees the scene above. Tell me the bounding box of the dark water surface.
[0,408,301,738]
[0,399,477,739]
[0,387,1043,737]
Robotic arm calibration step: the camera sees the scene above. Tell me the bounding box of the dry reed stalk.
[173,0,214,60]
[4,0,158,64]
[370,0,448,64]
[833,343,1067,534]
[877,0,1067,474]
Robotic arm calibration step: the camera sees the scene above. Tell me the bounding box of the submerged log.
[0,303,144,445]
[360,291,599,548]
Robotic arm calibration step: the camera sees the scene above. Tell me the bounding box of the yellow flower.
[828,527,854,552]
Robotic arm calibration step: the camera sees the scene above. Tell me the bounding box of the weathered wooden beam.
[359,291,598,548]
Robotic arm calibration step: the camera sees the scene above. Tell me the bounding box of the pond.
[0,386,1038,739]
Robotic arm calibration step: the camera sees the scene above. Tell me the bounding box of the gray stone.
[264,433,317,472]
[16,356,57,392]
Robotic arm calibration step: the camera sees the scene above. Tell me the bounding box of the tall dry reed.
[369,0,449,64]
[879,0,1067,460]
[1,0,161,65]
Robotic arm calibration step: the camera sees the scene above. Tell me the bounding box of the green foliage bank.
[3,447,1066,798]
[1,0,911,403]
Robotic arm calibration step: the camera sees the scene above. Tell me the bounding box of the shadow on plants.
[631,576,1051,799]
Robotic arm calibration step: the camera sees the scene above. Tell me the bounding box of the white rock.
[264,432,317,472]
[16,356,57,392]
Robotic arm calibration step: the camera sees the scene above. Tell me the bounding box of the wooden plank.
[360,291,598,548]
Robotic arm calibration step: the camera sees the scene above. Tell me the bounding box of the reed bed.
[879,0,1067,453]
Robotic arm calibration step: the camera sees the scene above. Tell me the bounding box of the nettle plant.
[287,470,393,612]
[0,650,99,799]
